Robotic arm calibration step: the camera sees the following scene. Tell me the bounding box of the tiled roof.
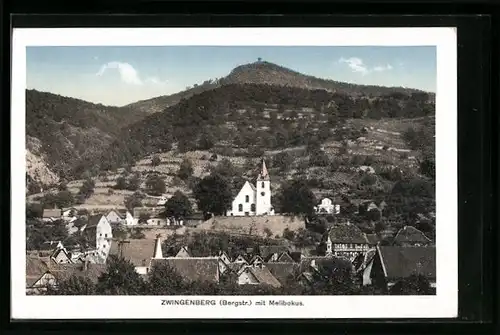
[378,246,436,280]
[264,262,300,285]
[150,257,220,283]
[109,239,156,267]
[245,266,281,288]
[393,226,432,245]
[327,224,369,244]
[86,215,103,229]
[258,245,290,259]
[50,263,107,284]
[277,252,295,263]
[26,257,50,287]
[366,234,379,245]
[42,209,61,218]
[299,256,336,272]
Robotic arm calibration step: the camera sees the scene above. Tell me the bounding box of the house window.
[238,204,243,212]
[251,204,256,212]
[245,195,249,203]
[261,192,265,196]
[261,182,265,188]
[105,234,108,238]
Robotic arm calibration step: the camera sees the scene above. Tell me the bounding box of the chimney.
[153,234,163,259]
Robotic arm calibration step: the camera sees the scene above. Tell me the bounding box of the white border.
[11,27,457,319]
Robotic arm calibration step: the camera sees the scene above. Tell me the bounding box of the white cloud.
[373,64,393,72]
[339,57,393,75]
[96,61,167,86]
[96,61,143,85]
[339,57,369,75]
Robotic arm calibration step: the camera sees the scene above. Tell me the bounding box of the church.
[226,159,275,216]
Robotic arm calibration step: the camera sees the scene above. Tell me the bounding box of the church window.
[105,234,108,238]
[245,195,249,203]
[238,204,243,212]
[261,182,265,188]
[261,192,265,196]
[251,204,256,212]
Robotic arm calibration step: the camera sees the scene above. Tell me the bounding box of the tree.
[79,178,95,199]
[147,262,188,295]
[114,176,128,190]
[165,191,193,219]
[390,274,433,295]
[55,190,74,209]
[193,174,233,215]
[138,213,150,224]
[263,227,273,238]
[274,152,294,172]
[282,228,295,240]
[151,156,161,167]
[198,131,216,150]
[178,159,194,181]
[47,275,96,295]
[279,179,317,216]
[96,255,145,295]
[366,208,381,222]
[124,192,144,211]
[145,175,166,196]
[309,150,330,167]
[127,173,141,191]
[26,203,43,219]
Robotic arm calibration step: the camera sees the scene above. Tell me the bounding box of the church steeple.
[257,159,270,181]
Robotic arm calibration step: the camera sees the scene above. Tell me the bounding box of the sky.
[26,46,436,107]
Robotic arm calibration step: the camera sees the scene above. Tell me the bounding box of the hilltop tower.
[255,159,273,215]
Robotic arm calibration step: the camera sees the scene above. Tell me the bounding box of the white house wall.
[227,181,256,216]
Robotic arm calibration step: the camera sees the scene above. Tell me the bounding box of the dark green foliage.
[96,255,146,295]
[78,178,95,199]
[129,228,146,239]
[26,220,69,250]
[114,176,128,190]
[126,173,141,191]
[278,179,317,216]
[145,175,166,196]
[193,174,233,215]
[26,203,43,219]
[390,274,433,295]
[273,151,294,172]
[178,159,194,181]
[124,191,144,211]
[164,191,193,219]
[47,276,96,295]
[151,156,161,167]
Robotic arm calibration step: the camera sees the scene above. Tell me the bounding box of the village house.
[106,209,136,226]
[393,226,432,247]
[258,245,291,261]
[323,224,370,261]
[146,217,171,226]
[362,246,436,290]
[264,262,300,286]
[217,251,232,275]
[82,215,113,263]
[50,246,73,264]
[226,159,275,216]
[237,264,282,288]
[108,238,158,275]
[42,209,62,223]
[314,198,340,215]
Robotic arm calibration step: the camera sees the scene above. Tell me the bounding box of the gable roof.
[51,248,72,262]
[43,209,61,218]
[107,209,125,220]
[299,256,336,272]
[366,234,379,245]
[377,246,436,280]
[175,246,191,257]
[258,245,290,259]
[244,266,281,288]
[26,257,51,287]
[393,226,432,245]
[277,252,295,263]
[327,224,369,244]
[50,263,107,284]
[86,215,104,229]
[150,257,219,283]
[109,239,156,267]
[264,262,300,285]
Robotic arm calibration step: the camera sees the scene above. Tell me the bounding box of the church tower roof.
[257,159,270,181]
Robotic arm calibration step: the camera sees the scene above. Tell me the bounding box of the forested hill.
[96,82,435,172]
[222,61,431,97]
[124,61,435,115]
[25,89,147,178]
